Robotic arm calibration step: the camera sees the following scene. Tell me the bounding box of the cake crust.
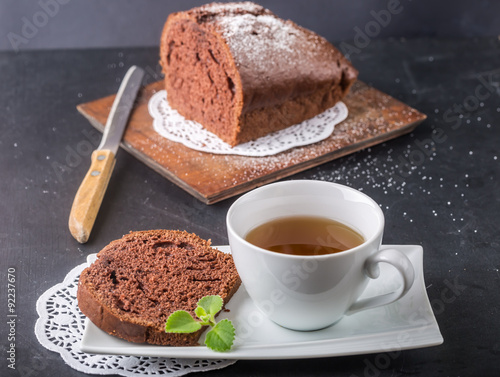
[77,230,241,346]
[160,1,358,146]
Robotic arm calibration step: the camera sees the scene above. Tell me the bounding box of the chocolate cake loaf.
[160,1,358,146]
[77,230,241,346]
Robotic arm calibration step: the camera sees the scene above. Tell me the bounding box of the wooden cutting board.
[77,80,426,204]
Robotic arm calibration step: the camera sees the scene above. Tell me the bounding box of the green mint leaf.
[194,306,208,321]
[165,310,202,333]
[197,295,223,318]
[204,319,235,352]
[164,295,236,352]
[199,315,212,325]
[195,305,213,325]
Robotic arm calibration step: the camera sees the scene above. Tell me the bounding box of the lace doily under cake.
[35,261,236,376]
[148,90,348,157]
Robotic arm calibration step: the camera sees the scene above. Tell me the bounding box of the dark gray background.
[1,0,499,52]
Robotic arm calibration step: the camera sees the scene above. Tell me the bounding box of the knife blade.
[69,65,145,243]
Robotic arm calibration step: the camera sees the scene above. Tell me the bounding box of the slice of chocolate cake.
[160,1,358,146]
[77,230,241,346]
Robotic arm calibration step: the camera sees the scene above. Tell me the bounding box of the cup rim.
[226,180,385,259]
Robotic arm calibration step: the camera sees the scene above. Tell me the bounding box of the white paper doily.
[35,261,236,376]
[148,90,348,157]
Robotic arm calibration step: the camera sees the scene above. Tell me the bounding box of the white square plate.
[80,245,443,359]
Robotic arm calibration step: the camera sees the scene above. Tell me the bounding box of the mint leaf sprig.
[165,295,235,352]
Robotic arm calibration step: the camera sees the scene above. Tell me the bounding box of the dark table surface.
[1,36,499,376]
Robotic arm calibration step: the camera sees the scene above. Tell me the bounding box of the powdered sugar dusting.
[219,13,297,55]
[212,7,330,80]
[199,1,263,15]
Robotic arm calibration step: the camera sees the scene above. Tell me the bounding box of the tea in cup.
[227,180,415,331]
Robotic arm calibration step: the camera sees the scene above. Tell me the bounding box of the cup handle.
[346,248,415,315]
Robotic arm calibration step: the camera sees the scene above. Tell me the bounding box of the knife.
[69,66,145,243]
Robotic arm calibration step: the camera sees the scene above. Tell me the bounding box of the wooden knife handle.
[68,149,116,243]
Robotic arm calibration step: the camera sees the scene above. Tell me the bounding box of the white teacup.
[227,180,415,331]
